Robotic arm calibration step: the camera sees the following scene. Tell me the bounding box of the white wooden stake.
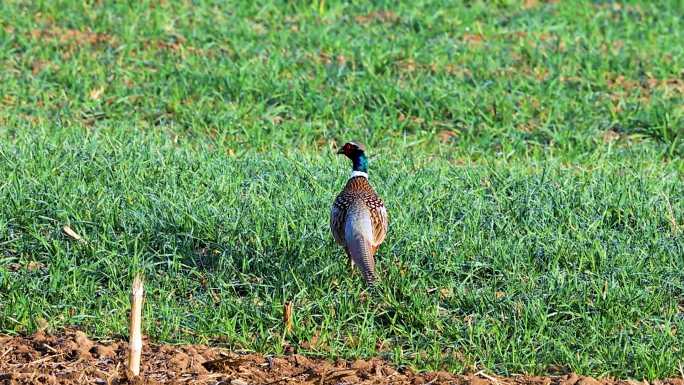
[128,274,144,377]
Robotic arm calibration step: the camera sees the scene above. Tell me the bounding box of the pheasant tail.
[344,202,377,285]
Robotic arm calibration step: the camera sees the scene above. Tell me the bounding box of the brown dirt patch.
[461,31,559,49]
[152,34,208,57]
[1,330,684,385]
[354,11,399,25]
[523,0,560,9]
[601,73,684,112]
[29,26,116,47]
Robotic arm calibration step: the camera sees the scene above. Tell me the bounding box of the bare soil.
[1,330,682,385]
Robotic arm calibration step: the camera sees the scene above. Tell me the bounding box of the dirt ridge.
[1,330,682,385]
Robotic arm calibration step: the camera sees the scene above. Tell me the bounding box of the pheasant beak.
[336,148,345,155]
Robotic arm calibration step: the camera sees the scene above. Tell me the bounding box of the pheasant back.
[330,176,388,285]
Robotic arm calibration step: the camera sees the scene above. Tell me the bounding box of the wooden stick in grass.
[283,301,293,335]
[128,274,144,377]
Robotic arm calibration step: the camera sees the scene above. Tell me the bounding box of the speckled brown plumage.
[330,175,388,285]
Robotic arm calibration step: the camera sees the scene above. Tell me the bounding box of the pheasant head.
[337,141,368,176]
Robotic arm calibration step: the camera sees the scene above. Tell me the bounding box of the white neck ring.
[350,171,368,179]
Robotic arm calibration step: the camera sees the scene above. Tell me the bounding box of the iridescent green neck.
[351,152,368,173]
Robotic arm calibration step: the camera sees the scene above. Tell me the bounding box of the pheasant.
[330,141,388,286]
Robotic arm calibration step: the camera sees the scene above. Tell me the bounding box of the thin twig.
[475,370,501,385]
[0,347,13,360]
[42,343,59,354]
[10,353,62,367]
[62,225,86,243]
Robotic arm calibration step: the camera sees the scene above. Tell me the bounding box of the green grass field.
[1,0,683,379]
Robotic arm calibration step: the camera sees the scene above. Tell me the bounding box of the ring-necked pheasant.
[330,141,388,286]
